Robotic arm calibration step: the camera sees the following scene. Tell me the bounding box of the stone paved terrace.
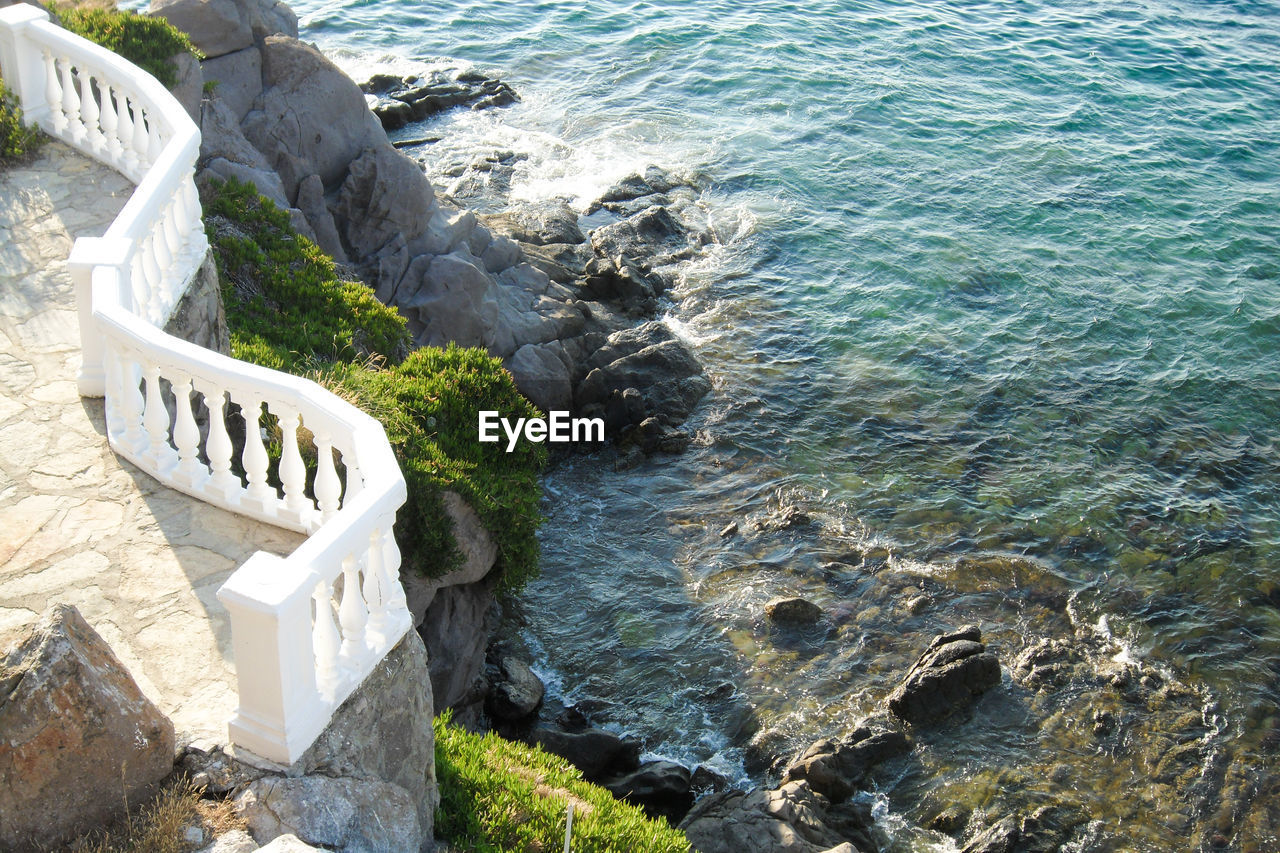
[0,140,304,746]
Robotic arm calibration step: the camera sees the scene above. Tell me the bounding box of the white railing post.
[0,5,54,128]
[218,554,330,765]
[68,237,132,397]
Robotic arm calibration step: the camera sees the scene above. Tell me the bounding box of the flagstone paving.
[0,140,304,746]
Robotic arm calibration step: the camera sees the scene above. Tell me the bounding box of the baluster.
[128,250,146,315]
[242,397,273,510]
[277,406,309,521]
[141,364,173,470]
[338,554,369,662]
[58,58,80,140]
[161,196,183,287]
[147,116,164,163]
[131,99,150,168]
[120,356,146,454]
[343,452,364,501]
[141,234,164,322]
[363,526,388,640]
[312,580,341,696]
[79,69,101,150]
[98,81,119,160]
[172,376,205,489]
[203,386,239,499]
[151,205,175,301]
[42,49,65,134]
[102,344,125,442]
[116,92,136,174]
[380,523,408,615]
[314,434,342,522]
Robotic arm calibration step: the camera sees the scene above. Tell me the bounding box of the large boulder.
[201,46,264,121]
[242,36,384,192]
[602,760,695,824]
[576,321,710,427]
[293,631,437,846]
[333,144,437,259]
[589,204,698,268]
[485,201,585,247]
[782,725,911,802]
[505,341,574,413]
[886,626,1002,725]
[530,725,642,783]
[200,95,272,170]
[485,650,545,723]
[235,775,420,853]
[151,0,252,59]
[420,577,496,726]
[679,780,865,853]
[0,605,175,852]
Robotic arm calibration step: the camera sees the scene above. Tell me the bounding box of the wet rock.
[361,70,519,128]
[961,815,1020,853]
[582,253,666,315]
[576,321,710,429]
[590,205,698,269]
[691,764,732,795]
[0,605,176,852]
[485,201,585,246]
[930,805,970,834]
[752,505,812,532]
[530,725,642,782]
[521,241,593,283]
[767,596,824,625]
[602,760,695,824]
[782,725,911,802]
[485,649,545,722]
[679,781,862,853]
[1012,638,1078,690]
[720,521,740,538]
[886,625,1002,725]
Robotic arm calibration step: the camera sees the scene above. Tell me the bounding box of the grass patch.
[66,778,245,853]
[204,178,545,589]
[434,713,691,853]
[54,4,201,88]
[0,77,44,165]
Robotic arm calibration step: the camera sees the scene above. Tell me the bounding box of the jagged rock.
[530,725,642,782]
[0,605,175,852]
[245,0,298,41]
[181,744,265,796]
[506,341,574,413]
[486,201,584,246]
[235,775,421,853]
[679,780,863,853]
[200,156,289,208]
[961,815,1020,853]
[294,174,347,263]
[334,144,438,258]
[200,95,271,171]
[243,36,384,190]
[480,233,522,273]
[363,71,519,128]
[589,205,696,268]
[782,725,911,802]
[767,596,823,625]
[294,631,437,845]
[886,626,1002,725]
[201,46,263,121]
[421,577,496,726]
[521,241,593,283]
[582,253,665,314]
[1012,638,1077,690]
[485,650,545,722]
[151,0,252,58]
[576,321,709,428]
[691,765,732,795]
[603,760,695,824]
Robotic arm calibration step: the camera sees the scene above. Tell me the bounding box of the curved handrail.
[0,5,411,765]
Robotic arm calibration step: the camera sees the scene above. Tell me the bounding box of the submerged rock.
[782,725,911,802]
[679,780,870,853]
[767,596,824,625]
[362,70,519,129]
[886,625,1001,725]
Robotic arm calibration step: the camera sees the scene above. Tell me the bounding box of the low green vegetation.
[0,77,44,164]
[54,4,201,88]
[434,713,691,853]
[204,178,545,589]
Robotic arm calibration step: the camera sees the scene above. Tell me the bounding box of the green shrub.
[54,4,201,88]
[434,712,691,853]
[0,77,44,164]
[205,178,545,590]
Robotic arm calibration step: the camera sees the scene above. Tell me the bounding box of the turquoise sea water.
[292,1,1280,848]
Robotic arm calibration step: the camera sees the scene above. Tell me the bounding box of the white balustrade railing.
[0,5,412,765]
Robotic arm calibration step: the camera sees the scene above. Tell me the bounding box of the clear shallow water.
[291,1,1280,848]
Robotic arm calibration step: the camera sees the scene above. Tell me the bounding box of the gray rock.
[333,144,437,258]
[421,575,496,724]
[164,254,229,355]
[961,815,1020,853]
[294,631,437,846]
[200,157,289,209]
[886,626,1002,725]
[401,491,499,629]
[295,174,347,263]
[589,204,696,267]
[766,596,823,625]
[235,775,420,853]
[520,241,592,283]
[505,341,574,413]
[0,604,176,852]
[199,95,271,171]
[678,781,858,853]
[246,0,298,39]
[485,651,545,722]
[399,251,495,350]
[151,0,252,59]
[530,725,642,782]
[582,253,665,315]
[417,204,476,256]
[576,321,710,428]
[182,744,265,796]
[195,828,259,853]
[170,50,203,121]
[201,46,263,122]
[486,201,584,246]
[287,207,317,241]
[243,36,384,189]
[480,233,522,273]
